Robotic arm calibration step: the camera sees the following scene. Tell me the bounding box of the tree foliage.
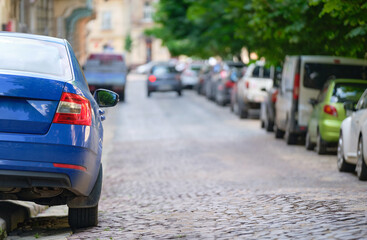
[147,0,367,64]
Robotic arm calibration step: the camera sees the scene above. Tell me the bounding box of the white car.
[233,62,274,118]
[180,63,203,88]
[337,89,367,180]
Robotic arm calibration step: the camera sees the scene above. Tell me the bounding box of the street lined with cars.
[3,71,367,239]
[69,75,367,239]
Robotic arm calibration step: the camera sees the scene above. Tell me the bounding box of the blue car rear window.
[0,36,72,80]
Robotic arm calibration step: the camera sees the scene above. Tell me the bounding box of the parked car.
[274,56,367,145]
[337,89,367,180]
[136,61,155,74]
[0,32,119,229]
[305,80,367,154]
[260,67,282,131]
[215,65,245,106]
[147,63,182,97]
[83,53,128,101]
[204,63,222,100]
[196,64,214,95]
[180,63,203,89]
[232,62,275,118]
[206,61,245,102]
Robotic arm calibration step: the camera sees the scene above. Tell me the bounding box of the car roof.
[286,55,367,65]
[0,31,66,45]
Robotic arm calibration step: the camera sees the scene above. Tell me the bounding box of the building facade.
[87,0,170,66]
[0,0,96,64]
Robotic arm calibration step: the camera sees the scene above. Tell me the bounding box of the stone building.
[0,0,96,64]
[87,0,170,66]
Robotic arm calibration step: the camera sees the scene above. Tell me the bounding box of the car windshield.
[304,63,367,89]
[84,59,125,73]
[0,36,72,80]
[152,65,177,75]
[191,65,202,72]
[330,82,367,103]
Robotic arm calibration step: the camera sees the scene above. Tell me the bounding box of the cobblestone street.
[66,74,367,239]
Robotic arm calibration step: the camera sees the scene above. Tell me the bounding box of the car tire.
[305,131,315,150]
[68,205,98,229]
[356,136,367,181]
[337,132,354,172]
[238,101,248,119]
[285,125,297,145]
[316,130,327,155]
[261,120,265,129]
[177,90,182,96]
[147,91,151,97]
[264,110,274,132]
[274,124,285,139]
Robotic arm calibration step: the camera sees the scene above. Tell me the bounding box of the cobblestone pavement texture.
[8,74,367,239]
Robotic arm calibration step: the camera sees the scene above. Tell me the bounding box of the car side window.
[356,91,367,110]
[252,66,260,78]
[362,94,367,109]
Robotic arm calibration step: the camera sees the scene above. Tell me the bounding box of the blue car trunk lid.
[0,74,65,134]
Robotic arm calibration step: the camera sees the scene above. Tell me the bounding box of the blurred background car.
[205,61,245,102]
[337,89,367,180]
[147,62,182,97]
[196,64,214,95]
[306,80,367,154]
[0,32,119,229]
[232,62,274,119]
[260,69,282,132]
[83,53,128,102]
[136,61,155,74]
[274,55,367,145]
[215,64,245,106]
[180,62,203,89]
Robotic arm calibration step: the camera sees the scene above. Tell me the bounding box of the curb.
[0,201,48,238]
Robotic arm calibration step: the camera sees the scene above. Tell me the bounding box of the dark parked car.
[206,61,245,102]
[196,64,214,95]
[83,53,128,101]
[0,32,119,229]
[147,63,182,97]
[215,65,245,106]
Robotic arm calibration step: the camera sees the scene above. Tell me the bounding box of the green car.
[305,79,367,154]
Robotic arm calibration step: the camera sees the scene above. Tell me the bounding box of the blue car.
[0,32,118,229]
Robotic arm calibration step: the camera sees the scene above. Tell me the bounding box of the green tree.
[124,33,133,53]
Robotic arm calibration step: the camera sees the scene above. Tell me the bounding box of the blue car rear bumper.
[0,124,101,197]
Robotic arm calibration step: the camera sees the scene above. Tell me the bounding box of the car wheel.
[285,124,297,145]
[356,136,367,180]
[274,124,285,139]
[147,91,151,97]
[238,101,248,119]
[264,112,274,132]
[316,130,327,155]
[177,90,182,96]
[337,132,354,172]
[261,120,265,128]
[68,204,98,229]
[305,131,315,150]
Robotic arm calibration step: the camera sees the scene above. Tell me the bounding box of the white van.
[275,56,367,144]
